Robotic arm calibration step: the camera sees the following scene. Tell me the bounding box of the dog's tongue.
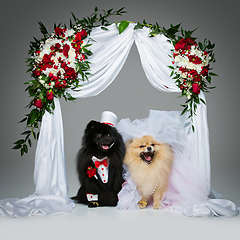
[102,145,109,150]
[146,156,152,161]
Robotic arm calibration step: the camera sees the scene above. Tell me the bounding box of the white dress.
[116,110,239,217]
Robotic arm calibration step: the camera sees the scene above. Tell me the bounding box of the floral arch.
[1,9,238,217]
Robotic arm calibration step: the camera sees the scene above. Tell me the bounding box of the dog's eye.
[151,143,155,146]
[107,134,111,137]
[140,145,145,148]
[96,134,102,138]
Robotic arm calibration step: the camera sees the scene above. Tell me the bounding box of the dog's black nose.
[147,147,152,151]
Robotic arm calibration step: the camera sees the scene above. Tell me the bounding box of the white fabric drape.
[0,23,238,217]
[66,23,135,98]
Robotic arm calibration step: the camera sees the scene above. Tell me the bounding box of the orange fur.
[123,135,174,209]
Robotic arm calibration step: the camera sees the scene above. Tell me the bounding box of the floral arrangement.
[13,7,127,156]
[29,25,90,109]
[169,36,217,131]
[133,22,217,132]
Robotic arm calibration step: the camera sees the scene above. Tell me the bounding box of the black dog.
[72,120,125,207]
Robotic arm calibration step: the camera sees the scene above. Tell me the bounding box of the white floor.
[1,203,240,240]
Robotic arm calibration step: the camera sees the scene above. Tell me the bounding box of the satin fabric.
[0,23,238,217]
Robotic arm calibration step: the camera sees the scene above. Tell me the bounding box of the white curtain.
[0,23,238,217]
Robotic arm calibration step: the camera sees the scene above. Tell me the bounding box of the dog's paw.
[153,203,162,210]
[139,201,147,209]
[139,203,147,209]
[88,201,99,208]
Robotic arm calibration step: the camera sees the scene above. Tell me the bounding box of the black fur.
[72,120,125,207]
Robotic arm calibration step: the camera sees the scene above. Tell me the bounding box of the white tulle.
[0,23,238,217]
[116,110,239,217]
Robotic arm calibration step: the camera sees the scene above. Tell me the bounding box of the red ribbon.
[102,122,114,127]
[95,159,108,168]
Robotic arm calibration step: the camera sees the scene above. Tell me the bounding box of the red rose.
[87,167,96,178]
[188,55,202,64]
[175,39,188,51]
[62,80,67,89]
[201,66,209,76]
[75,32,82,42]
[47,91,54,101]
[55,81,62,89]
[175,38,196,51]
[33,68,41,77]
[54,27,66,37]
[79,29,87,39]
[33,99,43,109]
[192,83,200,95]
[63,44,70,58]
[64,66,77,80]
[194,77,201,82]
[189,69,198,78]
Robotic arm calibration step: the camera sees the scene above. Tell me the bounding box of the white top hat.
[100,111,117,127]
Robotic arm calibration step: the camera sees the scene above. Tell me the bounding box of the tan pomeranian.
[124,135,174,209]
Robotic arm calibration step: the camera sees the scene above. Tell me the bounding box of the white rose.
[186,62,196,70]
[39,80,45,85]
[178,56,189,67]
[65,29,75,37]
[68,48,76,59]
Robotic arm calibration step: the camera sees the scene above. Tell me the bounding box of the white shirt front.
[92,156,109,183]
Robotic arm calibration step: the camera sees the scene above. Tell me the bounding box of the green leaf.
[21,131,31,135]
[101,26,109,31]
[38,22,48,35]
[38,92,44,99]
[200,98,206,105]
[32,130,36,140]
[28,139,32,148]
[21,148,25,156]
[23,144,28,153]
[14,139,25,145]
[118,21,130,34]
[181,106,188,115]
[29,88,37,96]
[192,125,195,132]
[199,42,204,51]
[71,12,77,22]
[12,145,22,150]
[134,22,143,30]
[209,72,218,77]
[207,75,212,84]
[33,82,40,89]
[27,109,39,125]
[19,117,27,123]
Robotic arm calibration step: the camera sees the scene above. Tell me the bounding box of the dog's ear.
[125,139,133,148]
[86,120,98,130]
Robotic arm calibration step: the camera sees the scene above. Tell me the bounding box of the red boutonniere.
[87,166,96,178]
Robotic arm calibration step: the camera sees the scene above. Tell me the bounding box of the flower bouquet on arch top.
[168,26,217,132]
[12,22,92,156]
[133,22,218,132]
[13,7,127,156]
